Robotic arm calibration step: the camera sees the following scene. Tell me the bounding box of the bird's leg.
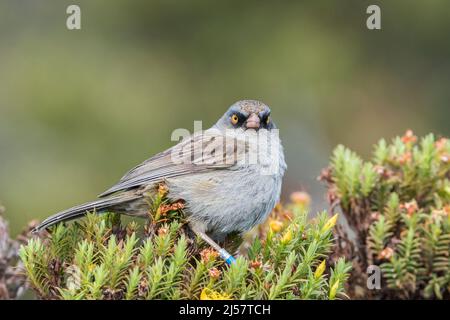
[194,230,236,265]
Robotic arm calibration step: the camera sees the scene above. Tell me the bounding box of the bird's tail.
[33,192,141,233]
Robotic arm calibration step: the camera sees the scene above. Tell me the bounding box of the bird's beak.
[245,113,260,130]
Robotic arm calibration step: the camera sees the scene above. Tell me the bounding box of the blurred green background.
[1,1,449,234]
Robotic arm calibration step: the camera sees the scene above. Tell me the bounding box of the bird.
[34,100,286,263]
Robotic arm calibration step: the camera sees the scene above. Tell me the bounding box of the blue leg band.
[219,248,236,265]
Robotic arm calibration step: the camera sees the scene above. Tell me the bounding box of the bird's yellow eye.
[266,116,271,124]
[231,114,239,125]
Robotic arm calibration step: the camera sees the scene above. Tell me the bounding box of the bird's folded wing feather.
[98,130,248,197]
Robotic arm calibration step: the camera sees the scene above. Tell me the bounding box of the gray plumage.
[35,100,286,241]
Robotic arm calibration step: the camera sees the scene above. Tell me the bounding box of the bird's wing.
[98,130,248,197]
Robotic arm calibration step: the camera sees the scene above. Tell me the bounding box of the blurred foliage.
[1,1,450,234]
[19,192,350,300]
[0,204,32,299]
[322,131,450,299]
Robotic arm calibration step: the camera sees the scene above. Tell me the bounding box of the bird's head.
[215,100,275,132]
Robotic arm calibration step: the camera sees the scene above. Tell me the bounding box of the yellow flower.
[314,260,326,279]
[269,219,283,233]
[329,280,340,300]
[281,229,293,244]
[321,213,339,233]
[88,263,96,273]
[200,288,232,300]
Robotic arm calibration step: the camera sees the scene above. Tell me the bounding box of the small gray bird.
[35,100,286,262]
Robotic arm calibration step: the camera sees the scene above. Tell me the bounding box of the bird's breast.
[166,139,286,239]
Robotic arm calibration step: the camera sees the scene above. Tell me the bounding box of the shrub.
[321,131,450,299]
[0,204,33,299]
[19,190,351,300]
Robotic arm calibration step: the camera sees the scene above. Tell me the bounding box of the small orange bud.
[401,130,417,144]
[290,191,311,207]
[370,212,380,221]
[208,267,222,280]
[378,247,394,260]
[374,165,385,175]
[444,205,450,216]
[157,226,169,236]
[250,260,262,269]
[200,248,219,264]
[398,152,412,165]
[402,200,418,216]
[435,138,448,152]
[159,201,185,216]
[374,165,395,179]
